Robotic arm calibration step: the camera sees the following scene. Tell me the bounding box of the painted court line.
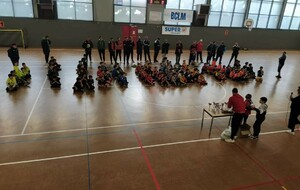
[133,129,161,190]
[21,76,48,134]
[0,129,294,167]
[0,110,290,139]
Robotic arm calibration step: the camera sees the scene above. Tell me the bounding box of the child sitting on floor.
[86,75,95,91]
[6,74,18,92]
[256,66,264,82]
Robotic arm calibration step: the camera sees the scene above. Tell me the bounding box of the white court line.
[0,129,296,167]
[0,110,290,139]
[21,77,48,135]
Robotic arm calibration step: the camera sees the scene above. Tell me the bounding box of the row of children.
[6,63,31,92]
[135,58,207,87]
[73,55,95,92]
[96,62,129,88]
[47,56,62,88]
[201,59,264,82]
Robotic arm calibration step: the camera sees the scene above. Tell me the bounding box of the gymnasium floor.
[0,48,300,190]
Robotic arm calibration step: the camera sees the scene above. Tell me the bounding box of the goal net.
[0,29,26,48]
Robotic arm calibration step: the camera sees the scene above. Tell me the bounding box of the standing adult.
[216,41,226,64]
[287,86,300,135]
[143,36,151,63]
[108,38,117,65]
[97,36,105,62]
[276,51,287,78]
[41,36,51,64]
[228,42,240,66]
[161,39,170,59]
[129,37,135,63]
[136,36,143,63]
[7,43,20,66]
[123,37,129,64]
[82,39,93,62]
[175,40,183,64]
[153,37,160,63]
[211,41,217,60]
[206,41,213,64]
[225,88,246,143]
[189,41,197,64]
[196,39,203,63]
[115,37,122,63]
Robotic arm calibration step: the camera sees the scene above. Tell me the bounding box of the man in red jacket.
[196,39,203,63]
[225,88,246,143]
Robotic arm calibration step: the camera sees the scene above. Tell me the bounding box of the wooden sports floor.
[0,48,300,190]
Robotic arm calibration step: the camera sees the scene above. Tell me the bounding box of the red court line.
[235,143,283,186]
[133,129,161,190]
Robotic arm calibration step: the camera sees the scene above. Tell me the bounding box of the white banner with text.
[162,26,190,35]
[163,9,193,22]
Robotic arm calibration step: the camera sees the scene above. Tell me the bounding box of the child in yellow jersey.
[6,74,18,92]
[21,62,31,79]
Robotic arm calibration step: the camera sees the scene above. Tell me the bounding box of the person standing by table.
[225,88,246,143]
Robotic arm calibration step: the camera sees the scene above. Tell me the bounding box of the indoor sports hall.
[0,0,300,190]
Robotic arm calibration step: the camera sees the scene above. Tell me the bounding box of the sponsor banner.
[162,26,190,35]
[163,9,193,22]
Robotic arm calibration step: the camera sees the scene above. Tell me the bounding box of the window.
[114,0,147,23]
[248,0,283,29]
[280,1,300,30]
[0,0,33,18]
[57,0,93,21]
[208,0,247,27]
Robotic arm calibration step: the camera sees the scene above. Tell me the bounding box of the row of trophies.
[208,102,232,113]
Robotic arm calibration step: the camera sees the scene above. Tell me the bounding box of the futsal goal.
[0,29,26,48]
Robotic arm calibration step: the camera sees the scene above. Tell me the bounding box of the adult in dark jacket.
[97,36,105,62]
[129,37,135,63]
[153,37,160,63]
[175,40,183,64]
[143,36,151,63]
[108,38,117,65]
[82,39,93,62]
[41,36,51,63]
[7,43,20,66]
[161,39,170,59]
[216,41,226,64]
[287,86,300,135]
[228,42,240,66]
[136,36,143,62]
[206,42,213,64]
[276,51,287,78]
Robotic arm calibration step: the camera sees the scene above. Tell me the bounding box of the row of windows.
[0,0,299,30]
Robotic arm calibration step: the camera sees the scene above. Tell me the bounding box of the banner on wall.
[162,26,190,35]
[163,9,193,22]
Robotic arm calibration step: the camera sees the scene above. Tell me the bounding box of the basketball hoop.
[244,19,254,32]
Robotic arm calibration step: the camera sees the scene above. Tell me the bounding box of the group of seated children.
[112,63,129,87]
[96,62,128,88]
[47,56,62,88]
[6,62,31,92]
[73,55,95,92]
[201,59,260,82]
[135,58,207,87]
